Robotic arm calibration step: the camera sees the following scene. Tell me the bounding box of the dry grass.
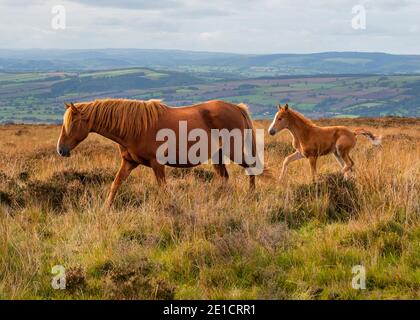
[0,118,419,299]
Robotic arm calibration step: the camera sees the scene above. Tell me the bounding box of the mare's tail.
[236,103,273,178]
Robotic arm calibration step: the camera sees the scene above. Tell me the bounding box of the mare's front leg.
[151,159,167,186]
[106,158,138,208]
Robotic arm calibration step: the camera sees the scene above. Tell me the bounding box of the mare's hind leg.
[247,173,255,190]
[213,164,229,181]
[218,145,256,191]
[237,163,255,190]
[212,149,229,182]
[106,158,139,208]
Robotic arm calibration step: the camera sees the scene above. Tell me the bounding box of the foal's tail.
[236,103,273,178]
[354,128,382,146]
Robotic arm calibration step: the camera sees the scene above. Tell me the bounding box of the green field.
[0,69,419,123]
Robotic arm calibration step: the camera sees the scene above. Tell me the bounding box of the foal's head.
[268,104,290,136]
[57,103,91,157]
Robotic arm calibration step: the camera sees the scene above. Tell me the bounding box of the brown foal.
[268,104,381,180]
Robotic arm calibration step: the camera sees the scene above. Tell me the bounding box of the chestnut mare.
[268,104,381,180]
[57,99,259,207]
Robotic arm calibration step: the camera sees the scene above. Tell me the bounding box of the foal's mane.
[288,108,316,127]
[64,98,167,137]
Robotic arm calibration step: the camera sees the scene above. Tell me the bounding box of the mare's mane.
[64,98,166,137]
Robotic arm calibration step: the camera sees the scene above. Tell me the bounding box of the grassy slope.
[0,118,419,299]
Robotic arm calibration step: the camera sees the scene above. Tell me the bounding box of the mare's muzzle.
[58,145,71,157]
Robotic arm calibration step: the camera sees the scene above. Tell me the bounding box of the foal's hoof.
[104,202,113,209]
[344,173,353,180]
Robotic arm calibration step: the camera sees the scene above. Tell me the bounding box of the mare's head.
[57,103,90,157]
[268,104,291,136]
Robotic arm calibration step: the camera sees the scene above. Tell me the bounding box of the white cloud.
[67,0,182,10]
[0,0,418,54]
[198,32,220,41]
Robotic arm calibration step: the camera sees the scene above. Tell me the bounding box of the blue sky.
[0,0,419,54]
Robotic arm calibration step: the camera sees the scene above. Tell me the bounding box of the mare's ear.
[70,103,78,114]
[277,104,282,111]
[65,102,79,114]
[284,104,289,111]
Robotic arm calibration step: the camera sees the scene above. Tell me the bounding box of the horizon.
[1,48,420,56]
[0,47,420,56]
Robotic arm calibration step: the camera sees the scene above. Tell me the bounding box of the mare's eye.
[277,117,282,121]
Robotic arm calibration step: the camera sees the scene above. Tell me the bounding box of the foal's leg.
[333,150,345,169]
[341,152,354,179]
[336,136,355,179]
[308,156,318,182]
[106,158,138,207]
[150,159,166,186]
[279,151,304,180]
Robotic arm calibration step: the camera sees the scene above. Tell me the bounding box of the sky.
[0,0,419,54]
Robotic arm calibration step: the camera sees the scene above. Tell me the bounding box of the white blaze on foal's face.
[268,104,289,136]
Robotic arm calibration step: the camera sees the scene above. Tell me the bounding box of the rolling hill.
[1,68,420,123]
[1,49,420,76]
[0,49,420,123]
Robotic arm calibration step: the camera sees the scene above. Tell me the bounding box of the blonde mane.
[64,98,167,137]
[288,108,316,127]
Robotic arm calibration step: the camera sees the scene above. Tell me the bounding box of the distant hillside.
[1,68,419,124]
[1,49,420,76]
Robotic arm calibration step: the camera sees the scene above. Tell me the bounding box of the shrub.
[50,169,114,186]
[169,167,214,182]
[293,173,360,222]
[265,141,295,157]
[65,267,86,292]
[104,259,175,299]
